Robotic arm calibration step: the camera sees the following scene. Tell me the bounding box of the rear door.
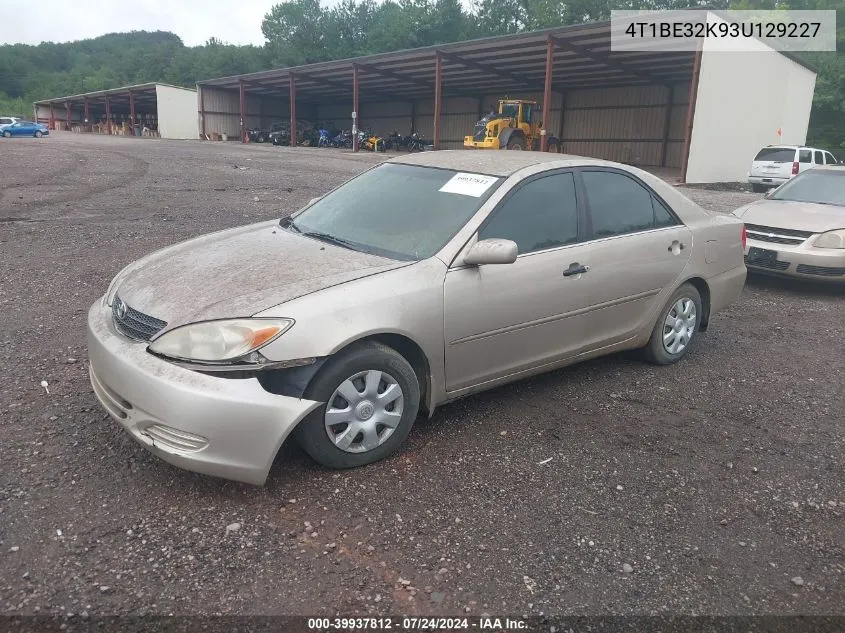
[750,147,796,180]
[574,168,693,349]
[814,150,825,167]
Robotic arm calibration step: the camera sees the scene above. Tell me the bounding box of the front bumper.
[744,240,845,282]
[87,301,321,484]
[464,136,499,149]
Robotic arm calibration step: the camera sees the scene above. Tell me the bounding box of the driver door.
[443,170,595,392]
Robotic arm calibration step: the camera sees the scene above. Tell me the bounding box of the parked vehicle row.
[247,120,432,152]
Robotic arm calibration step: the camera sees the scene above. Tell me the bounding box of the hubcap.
[662,298,697,355]
[324,370,404,453]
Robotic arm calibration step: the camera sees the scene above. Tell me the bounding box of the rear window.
[754,148,795,162]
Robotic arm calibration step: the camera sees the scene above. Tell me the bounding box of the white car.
[748,145,837,193]
[0,116,21,131]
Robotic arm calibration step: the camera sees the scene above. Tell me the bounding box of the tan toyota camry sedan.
[87,151,747,484]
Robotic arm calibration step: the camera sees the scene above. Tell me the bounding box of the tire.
[35,131,43,138]
[295,342,420,469]
[3,131,11,138]
[751,183,767,193]
[643,283,703,365]
[506,136,524,151]
[547,140,560,153]
[257,135,266,143]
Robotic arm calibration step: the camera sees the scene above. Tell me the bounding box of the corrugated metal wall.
[202,83,686,164]
[562,83,688,167]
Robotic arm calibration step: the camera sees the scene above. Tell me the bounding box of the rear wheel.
[506,136,524,151]
[751,183,767,193]
[296,342,420,469]
[643,283,702,365]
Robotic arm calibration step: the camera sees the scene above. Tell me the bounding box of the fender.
[497,127,523,149]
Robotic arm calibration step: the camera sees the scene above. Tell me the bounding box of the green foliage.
[0,0,841,149]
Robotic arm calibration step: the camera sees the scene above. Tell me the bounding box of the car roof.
[388,150,617,177]
[759,145,829,151]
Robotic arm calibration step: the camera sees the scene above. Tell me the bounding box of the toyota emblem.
[115,298,127,320]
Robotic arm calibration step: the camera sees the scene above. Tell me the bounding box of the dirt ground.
[1,133,843,619]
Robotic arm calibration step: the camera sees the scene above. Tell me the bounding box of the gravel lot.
[1,133,843,619]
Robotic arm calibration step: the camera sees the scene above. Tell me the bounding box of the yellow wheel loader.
[463,99,560,152]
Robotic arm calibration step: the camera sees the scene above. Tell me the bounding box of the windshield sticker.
[439,173,499,197]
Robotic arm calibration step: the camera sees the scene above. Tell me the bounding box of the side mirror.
[463,238,518,266]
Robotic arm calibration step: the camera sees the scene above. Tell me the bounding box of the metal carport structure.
[34,83,198,139]
[197,11,816,183]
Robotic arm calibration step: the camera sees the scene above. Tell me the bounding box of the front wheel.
[506,137,524,151]
[643,283,702,365]
[35,131,43,138]
[295,342,420,469]
[3,131,11,138]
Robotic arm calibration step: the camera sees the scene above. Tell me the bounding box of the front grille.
[745,224,813,246]
[796,264,845,277]
[745,255,790,271]
[112,295,167,341]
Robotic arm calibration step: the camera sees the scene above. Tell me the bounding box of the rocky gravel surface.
[0,134,843,619]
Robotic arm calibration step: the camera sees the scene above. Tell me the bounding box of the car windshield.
[770,170,845,206]
[754,147,795,162]
[284,163,502,261]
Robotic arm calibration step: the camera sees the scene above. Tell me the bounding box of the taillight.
[741,224,747,250]
[792,161,799,175]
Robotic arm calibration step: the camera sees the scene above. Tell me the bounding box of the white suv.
[0,116,21,131]
[748,145,837,192]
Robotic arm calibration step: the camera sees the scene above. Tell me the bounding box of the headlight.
[813,229,845,249]
[148,318,294,363]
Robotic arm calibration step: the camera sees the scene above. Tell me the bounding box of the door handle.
[668,240,685,253]
[563,263,589,277]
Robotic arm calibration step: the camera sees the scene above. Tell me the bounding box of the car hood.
[115,220,409,327]
[734,199,845,233]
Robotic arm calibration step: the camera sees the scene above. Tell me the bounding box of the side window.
[814,150,824,164]
[798,149,812,163]
[582,170,663,238]
[652,197,678,228]
[479,172,578,255]
[825,152,837,164]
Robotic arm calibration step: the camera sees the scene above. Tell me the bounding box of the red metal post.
[239,79,247,143]
[105,96,111,134]
[199,86,206,138]
[661,84,674,167]
[289,73,297,148]
[433,51,443,150]
[541,36,555,152]
[84,96,90,125]
[49,102,55,130]
[680,44,702,183]
[129,90,136,130]
[352,65,360,152]
[65,100,71,131]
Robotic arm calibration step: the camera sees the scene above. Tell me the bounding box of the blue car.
[2,121,49,138]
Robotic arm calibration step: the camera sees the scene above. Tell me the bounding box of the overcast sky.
[0,0,277,47]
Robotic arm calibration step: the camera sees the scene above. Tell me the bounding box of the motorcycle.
[316,128,332,148]
[360,130,386,152]
[406,132,429,152]
[331,130,353,149]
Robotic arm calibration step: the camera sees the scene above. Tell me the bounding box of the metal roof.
[34,83,196,109]
[198,21,700,103]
